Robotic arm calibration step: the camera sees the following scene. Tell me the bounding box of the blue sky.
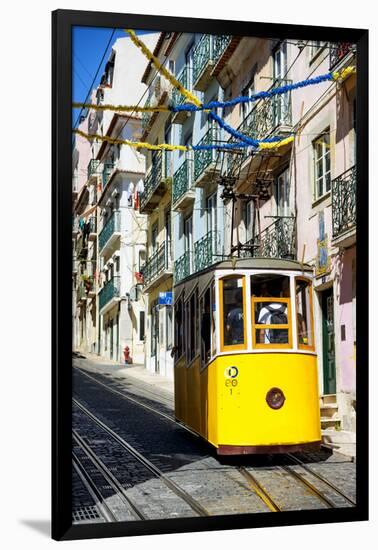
[72,27,154,128]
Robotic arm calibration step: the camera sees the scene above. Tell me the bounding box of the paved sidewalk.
[74,351,174,396]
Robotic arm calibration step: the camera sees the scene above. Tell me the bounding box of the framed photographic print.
[52,9,368,541]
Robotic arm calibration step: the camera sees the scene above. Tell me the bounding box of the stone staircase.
[320,394,356,458]
[320,394,341,430]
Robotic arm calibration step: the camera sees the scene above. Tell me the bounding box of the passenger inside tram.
[252,275,290,345]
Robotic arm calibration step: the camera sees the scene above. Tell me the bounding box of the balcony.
[77,283,87,303]
[193,126,221,188]
[99,210,121,253]
[172,65,191,124]
[141,243,172,291]
[194,231,223,272]
[76,235,88,259]
[102,162,114,191]
[174,250,192,284]
[329,42,355,71]
[99,276,121,312]
[87,216,97,241]
[139,151,171,214]
[141,76,172,136]
[72,217,80,235]
[87,159,100,181]
[172,159,195,211]
[240,217,296,260]
[226,79,293,177]
[332,165,356,247]
[192,34,232,91]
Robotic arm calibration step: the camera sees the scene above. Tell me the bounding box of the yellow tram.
[173,258,321,455]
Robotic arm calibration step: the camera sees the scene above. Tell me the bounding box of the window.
[251,274,292,348]
[151,301,159,356]
[151,223,158,253]
[295,278,314,349]
[241,68,256,120]
[166,305,173,350]
[242,200,254,242]
[311,41,326,59]
[211,282,216,356]
[313,130,331,200]
[185,289,198,363]
[165,209,172,263]
[276,168,291,217]
[184,215,193,272]
[175,296,184,359]
[221,276,246,350]
[139,311,145,341]
[200,287,211,363]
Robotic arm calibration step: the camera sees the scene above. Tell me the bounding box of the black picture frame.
[52,9,369,541]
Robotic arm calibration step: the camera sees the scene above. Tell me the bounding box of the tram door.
[321,287,336,394]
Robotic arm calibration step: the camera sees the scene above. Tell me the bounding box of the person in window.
[257,280,288,344]
[226,288,244,345]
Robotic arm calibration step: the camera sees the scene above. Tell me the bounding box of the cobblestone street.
[72,355,356,524]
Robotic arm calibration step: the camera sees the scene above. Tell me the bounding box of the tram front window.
[222,276,245,347]
[251,274,291,347]
[296,278,314,348]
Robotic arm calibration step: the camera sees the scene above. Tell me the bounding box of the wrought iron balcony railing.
[329,42,355,71]
[174,250,192,284]
[140,151,168,212]
[172,65,190,106]
[99,276,121,310]
[172,159,193,204]
[76,235,88,259]
[99,210,120,251]
[141,243,171,287]
[226,79,293,176]
[194,230,223,272]
[193,126,220,183]
[192,34,232,89]
[332,165,356,239]
[87,216,97,234]
[87,159,100,180]
[241,217,296,260]
[102,162,114,190]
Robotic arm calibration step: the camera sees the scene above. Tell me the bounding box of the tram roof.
[214,257,313,272]
[174,257,313,296]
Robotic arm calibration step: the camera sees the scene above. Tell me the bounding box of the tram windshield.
[251,274,291,347]
[222,276,246,348]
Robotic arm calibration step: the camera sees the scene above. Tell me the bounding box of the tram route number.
[224,366,238,388]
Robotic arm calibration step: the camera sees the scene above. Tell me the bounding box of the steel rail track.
[286,453,356,506]
[238,467,282,512]
[73,398,210,517]
[74,367,177,425]
[73,430,147,520]
[74,368,355,511]
[72,454,117,523]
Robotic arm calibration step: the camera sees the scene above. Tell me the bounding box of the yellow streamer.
[125,29,202,108]
[258,136,294,150]
[74,129,188,152]
[73,102,170,113]
[332,66,356,81]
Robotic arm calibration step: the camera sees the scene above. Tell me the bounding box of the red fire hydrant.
[123,346,132,364]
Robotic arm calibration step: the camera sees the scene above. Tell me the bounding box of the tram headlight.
[266,387,285,410]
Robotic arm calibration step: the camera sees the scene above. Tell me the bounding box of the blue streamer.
[171,72,334,113]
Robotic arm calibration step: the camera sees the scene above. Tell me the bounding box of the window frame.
[251,296,293,350]
[313,129,331,201]
[295,276,315,351]
[219,275,248,352]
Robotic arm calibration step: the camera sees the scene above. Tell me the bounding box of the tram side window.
[200,288,211,364]
[251,274,291,346]
[211,282,216,356]
[186,290,198,363]
[296,278,314,348]
[175,297,184,359]
[222,276,245,348]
